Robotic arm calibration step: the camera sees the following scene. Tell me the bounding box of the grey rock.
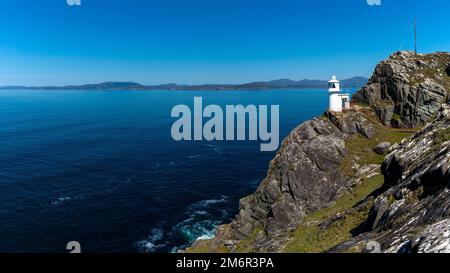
[332,104,450,253]
[235,223,254,239]
[416,219,450,253]
[326,110,376,138]
[356,164,380,177]
[352,51,450,128]
[219,110,377,246]
[373,142,392,155]
[374,104,395,126]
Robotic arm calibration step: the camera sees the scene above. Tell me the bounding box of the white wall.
[329,93,342,112]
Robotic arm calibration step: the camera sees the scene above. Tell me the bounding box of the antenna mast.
[414,18,417,55]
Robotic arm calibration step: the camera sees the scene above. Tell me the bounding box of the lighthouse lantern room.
[328,76,350,112]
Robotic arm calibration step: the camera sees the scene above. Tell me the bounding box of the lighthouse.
[328,76,350,112]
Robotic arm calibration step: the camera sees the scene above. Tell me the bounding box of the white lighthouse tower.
[328,76,350,112]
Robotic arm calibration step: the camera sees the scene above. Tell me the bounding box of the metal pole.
[414,18,417,55]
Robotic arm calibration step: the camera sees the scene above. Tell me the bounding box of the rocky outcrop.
[235,128,343,237]
[219,109,378,240]
[331,104,450,253]
[352,51,450,128]
[186,109,377,252]
[186,51,450,253]
[232,111,375,239]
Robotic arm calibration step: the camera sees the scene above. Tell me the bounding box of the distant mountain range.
[0,76,368,91]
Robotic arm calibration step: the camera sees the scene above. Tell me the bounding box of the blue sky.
[0,0,449,86]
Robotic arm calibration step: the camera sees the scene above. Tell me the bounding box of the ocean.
[0,89,352,253]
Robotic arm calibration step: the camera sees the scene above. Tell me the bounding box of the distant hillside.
[0,77,368,91]
[237,77,367,90]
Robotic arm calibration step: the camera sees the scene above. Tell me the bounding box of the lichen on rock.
[352,51,450,128]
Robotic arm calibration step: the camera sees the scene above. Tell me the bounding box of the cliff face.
[332,105,450,253]
[187,110,380,253]
[352,51,450,128]
[186,51,450,253]
[232,111,375,239]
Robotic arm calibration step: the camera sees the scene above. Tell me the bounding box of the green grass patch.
[234,226,265,253]
[286,111,416,252]
[340,129,416,177]
[306,175,384,223]
[409,53,450,88]
[284,175,384,253]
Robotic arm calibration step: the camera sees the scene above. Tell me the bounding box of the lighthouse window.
[329,83,336,89]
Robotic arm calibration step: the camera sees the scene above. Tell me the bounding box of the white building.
[328,76,350,112]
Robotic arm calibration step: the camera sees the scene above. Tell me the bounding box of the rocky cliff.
[352,51,450,128]
[331,104,450,253]
[186,51,450,253]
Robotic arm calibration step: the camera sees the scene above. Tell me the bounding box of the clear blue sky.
[0,0,449,86]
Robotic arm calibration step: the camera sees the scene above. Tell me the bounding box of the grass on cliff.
[187,108,420,254]
[395,52,450,88]
[419,53,450,87]
[340,128,416,177]
[284,174,384,253]
[285,111,417,253]
[234,226,265,253]
[341,129,414,177]
[187,172,385,253]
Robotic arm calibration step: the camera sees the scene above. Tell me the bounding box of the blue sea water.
[0,89,352,253]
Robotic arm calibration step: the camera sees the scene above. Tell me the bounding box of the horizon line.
[0,76,368,88]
